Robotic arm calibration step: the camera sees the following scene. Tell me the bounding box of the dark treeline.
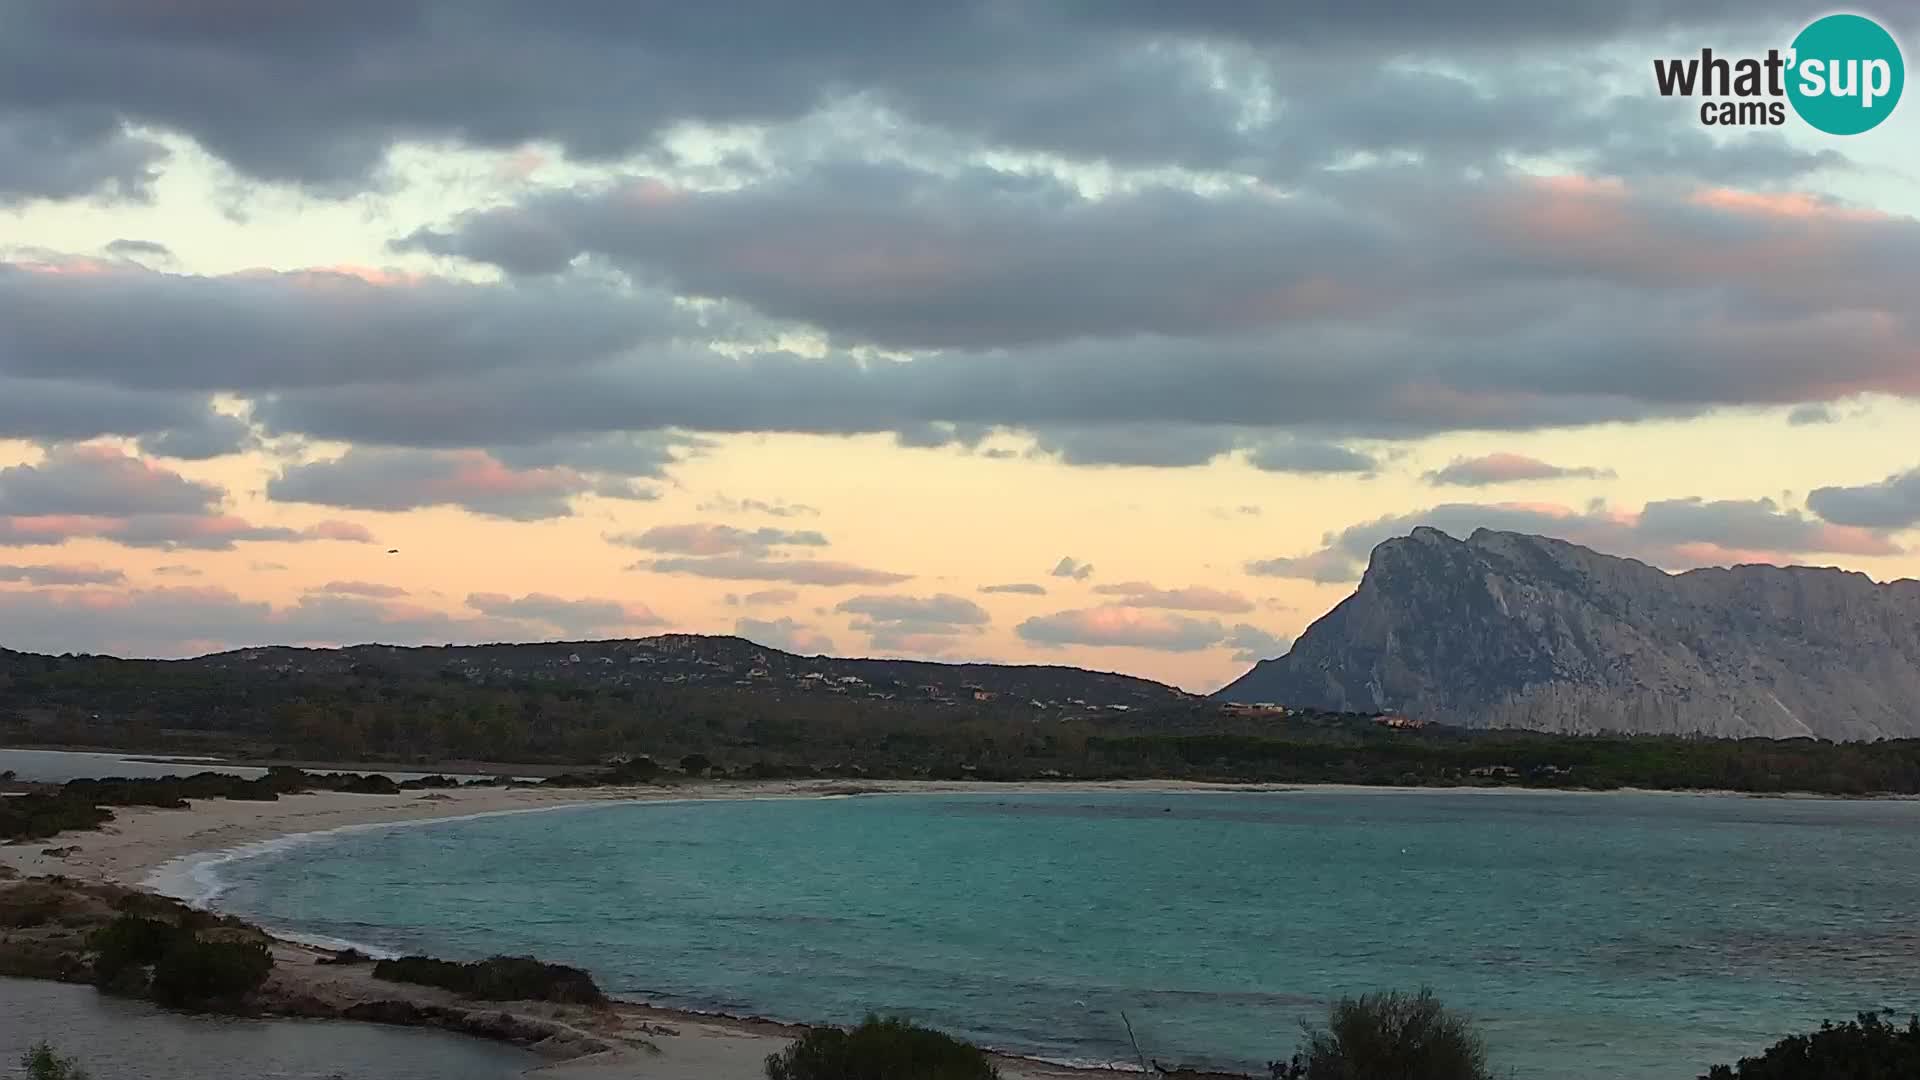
[4,652,1920,800]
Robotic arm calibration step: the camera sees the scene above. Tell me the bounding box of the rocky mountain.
[1216,527,1920,739]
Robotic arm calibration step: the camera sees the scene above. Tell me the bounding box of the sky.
[3,2,1920,692]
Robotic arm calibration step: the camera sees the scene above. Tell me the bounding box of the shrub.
[21,1043,89,1080]
[372,953,605,1004]
[766,1015,1000,1080]
[1702,1011,1920,1079]
[91,914,179,983]
[148,936,273,1009]
[680,753,714,776]
[1282,989,1493,1080]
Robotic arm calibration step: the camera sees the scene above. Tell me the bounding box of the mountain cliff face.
[1216,527,1920,739]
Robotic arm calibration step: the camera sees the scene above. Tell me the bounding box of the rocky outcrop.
[1217,527,1920,739]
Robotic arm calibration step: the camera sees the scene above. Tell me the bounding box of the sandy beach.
[3,778,1279,1079]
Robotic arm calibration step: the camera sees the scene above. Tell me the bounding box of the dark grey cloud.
[0,563,125,586]
[1808,467,1920,531]
[1424,452,1615,487]
[138,412,260,461]
[734,615,834,656]
[638,555,910,587]
[1787,404,1838,426]
[1248,497,1904,584]
[152,564,202,578]
[0,259,690,392]
[16,156,1920,453]
[0,444,218,517]
[104,238,173,260]
[268,448,607,521]
[1091,582,1254,614]
[1051,557,1093,581]
[979,583,1046,596]
[0,1,1832,193]
[0,106,166,205]
[466,591,664,635]
[0,377,217,444]
[609,523,830,557]
[1244,438,1378,475]
[491,432,705,480]
[1225,624,1291,664]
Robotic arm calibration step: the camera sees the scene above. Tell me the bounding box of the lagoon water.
[205,790,1920,1078]
[0,977,537,1080]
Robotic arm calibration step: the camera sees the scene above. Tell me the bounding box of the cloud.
[152,564,202,578]
[316,580,408,599]
[1016,608,1230,652]
[831,590,992,653]
[0,585,537,658]
[979,583,1046,595]
[836,593,990,631]
[698,496,820,518]
[1243,438,1378,475]
[1787,404,1838,426]
[727,589,799,607]
[0,444,221,517]
[1225,624,1292,663]
[0,445,376,551]
[269,448,610,521]
[1091,581,1254,613]
[1051,556,1094,581]
[1808,467,1920,530]
[138,412,261,461]
[639,555,911,586]
[734,616,835,656]
[1251,496,1906,584]
[609,523,829,557]
[1245,549,1370,585]
[466,592,665,636]
[0,563,125,586]
[104,238,173,260]
[0,1,1838,197]
[0,106,167,205]
[1424,452,1615,487]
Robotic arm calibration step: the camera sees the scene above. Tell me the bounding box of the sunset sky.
[3,3,1919,692]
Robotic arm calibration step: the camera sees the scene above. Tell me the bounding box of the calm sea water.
[0,977,536,1080]
[203,790,1920,1078]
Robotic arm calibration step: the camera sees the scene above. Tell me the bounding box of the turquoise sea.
[193,789,1919,1078]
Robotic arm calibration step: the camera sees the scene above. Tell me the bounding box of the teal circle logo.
[1788,13,1904,135]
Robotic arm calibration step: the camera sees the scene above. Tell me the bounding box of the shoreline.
[3,780,1286,1079]
[7,777,1910,1078]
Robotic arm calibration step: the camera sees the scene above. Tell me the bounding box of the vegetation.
[1272,989,1493,1080]
[1702,1011,1920,1079]
[89,912,273,1009]
[766,1015,1000,1080]
[20,1043,89,1080]
[372,953,605,1004]
[1,766,508,842]
[5,647,1919,800]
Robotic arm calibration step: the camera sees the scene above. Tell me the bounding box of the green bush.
[372,954,604,1004]
[1279,989,1493,1080]
[91,914,178,983]
[1702,1011,1920,1079]
[766,1015,1000,1080]
[20,1043,89,1080]
[148,936,273,1009]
